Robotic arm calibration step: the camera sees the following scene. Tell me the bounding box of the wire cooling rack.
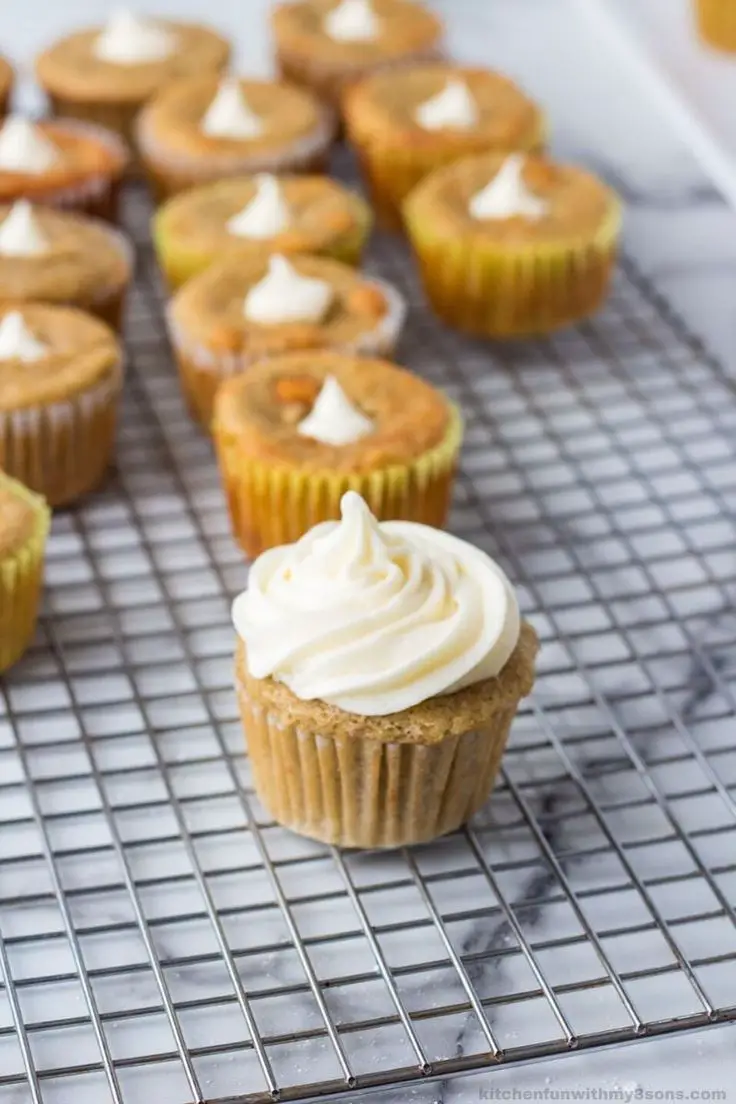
[2,172,736,1104]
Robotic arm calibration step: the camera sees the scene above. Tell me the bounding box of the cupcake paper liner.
[235,624,537,848]
[0,362,123,507]
[0,477,50,674]
[47,95,143,170]
[166,276,407,428]
[404,200,622,338]
[215,402,462,558]
[695,0,736,49]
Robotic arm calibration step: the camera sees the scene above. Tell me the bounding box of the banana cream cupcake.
[36,12,230,157]
[0,472,50,674]
[0,303,123,506]
[153,173,371,289]
[233,491,538,847]
[136,75,335,201]
[0,201,132,330]
[167,252,405,427]
[271,0,444,109]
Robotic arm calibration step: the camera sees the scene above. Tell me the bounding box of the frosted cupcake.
[36,11,230,158]
[233,491,538,848]
[136,76,335,201]
[404,152,622,338]
[0,473,50,674]
[167,252,405,427]
[153,173,372,289]
[271,0,444,109]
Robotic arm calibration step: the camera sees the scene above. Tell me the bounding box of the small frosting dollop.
[0,118,58,175]
[227,175,290,239]
[234,492,520,716]
[0,311,48,361]
[297,375,374,446]
[201,80,263,140]
[0,201,49,257]
[324,0,380,42]
[415,80,479,131]
[244,255,334,325]
[93,9,175,64]
[469,154,548,221]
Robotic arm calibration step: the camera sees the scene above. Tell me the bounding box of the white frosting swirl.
[244,255,334,325]
[227,175,290,239]
[201,80,263,140]
[0,311,48,361]
[469,154,548,221]
[0,118,58,175]
[0,201,48,257]
[415,80,479,131]
[324,0,380,42]
[297,375,374,446]
[234,492,521,716]
[93,9,175,64]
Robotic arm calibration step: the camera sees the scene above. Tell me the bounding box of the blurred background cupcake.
[694,0,736,50]
[0,56,13,118]
[0,472,50,674]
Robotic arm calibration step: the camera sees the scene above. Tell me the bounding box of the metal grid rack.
[2,172,736,1104]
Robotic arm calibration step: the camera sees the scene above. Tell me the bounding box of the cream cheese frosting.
[244,255,334,324]
[227,175,290,239]
[415,79,479,131]
[0,118,58,175]
[0,201,48,257]
[201,80,264,140]
[233,491,521,716]
[297,375,374,446]
[324,0,380,42]
[0,311,48,361]
[469,154,548,221]
[93,9,175,64]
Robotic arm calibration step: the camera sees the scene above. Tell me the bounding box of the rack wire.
[2,167,736,1103]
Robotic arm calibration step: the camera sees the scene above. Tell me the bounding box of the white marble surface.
[1,1,736,1102]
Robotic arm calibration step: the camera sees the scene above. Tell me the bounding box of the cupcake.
[233,491,538,847]
[344,63,546,229]
[0,303,123,506]
[153,173,372,289]
[0,201,133,330]
[0,56,13,118]
[0,115,129,223]
[694,0,736,49]
[0,472,50,674]
[271,0,444,109]
[404,152,622,338]
[167,253,406,428]
[36,11,230,159]
[136,76,335,202]
[213,350,462,557]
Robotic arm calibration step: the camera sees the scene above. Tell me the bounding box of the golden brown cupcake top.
[36,20,230,104]
[406,151,621,247]
[0,475,45,559]
[0,118,128,202]
[271,0,443,66]
[0,202,131,304]
[214,350,451,472]
[170,253,394,357]
[345,64,544,151]
[138,76,330,159]
[0,303,122,411]
[155,174,369,256]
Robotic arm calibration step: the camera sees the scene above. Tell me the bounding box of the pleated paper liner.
[0,363,123,508]
[214,403,462,557]
[0,475,50,674]
[695,0,736,49]
[166,276,407,429]
[404,200,623,338]
[346,114,548,232]
[235,623,538,848]
[47,95,144,172]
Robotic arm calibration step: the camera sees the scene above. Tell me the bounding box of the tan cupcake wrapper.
[166,275,407,429]
[404,199,623,338]
[47,95,143,172]
[215,402,462,558]
[0,360,123,507]
[235,623,538,848]
[695,0,736,49]
[0,476,50,674]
